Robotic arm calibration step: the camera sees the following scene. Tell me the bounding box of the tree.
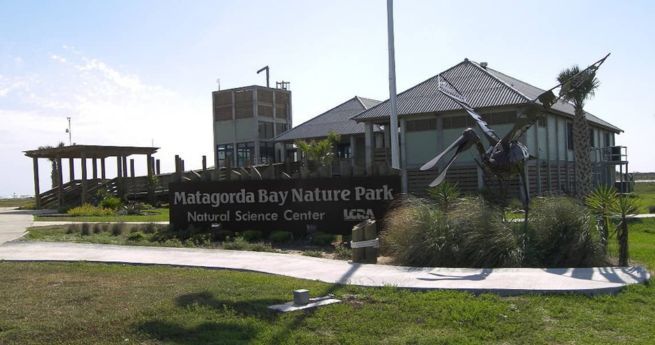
[38,142,66,189]
[557,66,600,199]
[585,184,618,253]
[294,131,340,172]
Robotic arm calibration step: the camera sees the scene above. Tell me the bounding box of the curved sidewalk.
[0,241,649,295]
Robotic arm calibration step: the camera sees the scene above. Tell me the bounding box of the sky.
[1,0,654,197]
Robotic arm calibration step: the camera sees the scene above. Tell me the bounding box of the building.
[352,58,623,194]
[274,96,381,167]
[212,85,292,168]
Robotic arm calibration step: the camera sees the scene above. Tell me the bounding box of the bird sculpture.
[421,54,610,217]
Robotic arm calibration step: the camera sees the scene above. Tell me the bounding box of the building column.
[81,154,87,204]
[101,158,106,180]
[69,158,75,182]
[364,122,374,175]
[534,125,541,195]
[350,135,357,167]
[147,154,154,203]
[122,156,128,178]
[130,159,135,177]
[253,89,260,165]
[32,157,41,208]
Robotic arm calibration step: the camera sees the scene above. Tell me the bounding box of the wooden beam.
[32,157,40,209]
[101,158,106,180]
[57,157,63,208]
[92,158,98,180]
[116,156,122,178]
[122,156,128,178]
[130,159,135,178]
[69,158,75,182]
[81,155,87,204]
[156,159,161,175]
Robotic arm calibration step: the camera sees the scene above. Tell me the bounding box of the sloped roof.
[353,59,621,133]
[274,96,381,142]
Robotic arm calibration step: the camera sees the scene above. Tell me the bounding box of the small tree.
[427,181,460,213]
[295,131,340,172]
[38,142,66,189]
[612,195,638,266]
[585,185,618,253]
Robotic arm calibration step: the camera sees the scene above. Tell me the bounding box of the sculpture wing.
[501,105,542,143]
[437,75,500,145]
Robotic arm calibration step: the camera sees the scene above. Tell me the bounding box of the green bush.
[67,204,114,217]
[526,197,605,267]
[143,223,157,234]
[332,242,351,260]
[381,196,604,268]
[311,232,336,246]
[212,229,234,242]
[269,231,293,243]
[127,232,145,242]
[99,196,122,210]
[242,230,263,242]
[222,237,249,250]
[302,250,323,257]
[427,181,460,212]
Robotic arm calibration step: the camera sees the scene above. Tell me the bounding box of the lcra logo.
[343,208,375,221]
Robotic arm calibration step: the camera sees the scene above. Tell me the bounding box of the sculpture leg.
[518,164,530,229]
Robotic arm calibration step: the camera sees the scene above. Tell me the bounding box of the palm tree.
[295,131,340,173]
[557,66,599,200]
[38,142,66,189]
[612,195,638,266]
[585,185,617,253]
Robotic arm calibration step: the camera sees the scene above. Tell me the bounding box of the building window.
[482,112,515,125]
[406,118,436,132]
[276,123,288,135]
[337,143,351,159]
[260,142,275,164]
[235,90,253,118]
[442,116,475,129]
[589,129,595,147]
[604,132,610,148]
[567,122,574,150]
[258,121,275,139]
[216,144,234,168]
[236,142,254,166]
[213,92,233,121]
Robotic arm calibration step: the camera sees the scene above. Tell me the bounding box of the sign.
[169,176,400,234]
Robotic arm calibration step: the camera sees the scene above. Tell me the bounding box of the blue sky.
[1,0,654,197]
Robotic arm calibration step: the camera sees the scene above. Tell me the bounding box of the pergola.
[24,145,159,208]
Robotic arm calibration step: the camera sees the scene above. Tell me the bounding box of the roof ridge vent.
[480,62,488,69]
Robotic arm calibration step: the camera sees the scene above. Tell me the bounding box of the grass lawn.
[0,197,34,208]
[634,182,655,214]
[1,225,654,344]
[33,208,169,222]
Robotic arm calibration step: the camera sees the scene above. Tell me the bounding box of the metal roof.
[353,59,622,133]
[274,96,381,142]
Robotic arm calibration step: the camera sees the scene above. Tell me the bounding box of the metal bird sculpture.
[421,54,610,212]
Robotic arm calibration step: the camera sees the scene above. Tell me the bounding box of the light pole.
[65,117,72,145]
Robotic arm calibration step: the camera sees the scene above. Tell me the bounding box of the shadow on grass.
[138,320,257,345]
[176,291,283,320]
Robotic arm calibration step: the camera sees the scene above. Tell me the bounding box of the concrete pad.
[268,298,341,312]
[0,241,649,295]
[0,207,36,245]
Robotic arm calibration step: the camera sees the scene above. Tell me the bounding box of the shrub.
[303,250,323,257]
[189,233,212,246]
[382,197,521,267]
[242,230,263,242]
[120,202,147,215]
[333,242,351,260]
[311,232,336,246]
[223,237,249,250]
[67,204,114,217]
[269,231,293,243]
[526,197,605,267]
[648,205,655,214]
[111,222,126,236]
[212,229,234,242]
[99,195,122,210]
[427,182,460,212]
[80,223,91,236]
[127,232,145,242]
[143,223,157,234]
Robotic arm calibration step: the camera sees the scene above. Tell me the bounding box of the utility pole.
[65,117,72,145]
[387,0,400,171]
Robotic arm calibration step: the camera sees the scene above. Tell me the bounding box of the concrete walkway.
[0,241,649,295]
[0,207,651,295]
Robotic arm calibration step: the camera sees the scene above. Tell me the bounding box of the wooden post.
[352,221,365,263]
[81,154,87,204]
[156,159,161,175]
[146,154,154,204]
[92,158,98,180]
[130,159,135,178]
[69,158,75,182]
[101,158,106,180]
[122,156,128,178]
[56,157,63,208]
[32,157,41,208]
[364,122,374,175]
[116,156,122,178]
[363,220,378,264]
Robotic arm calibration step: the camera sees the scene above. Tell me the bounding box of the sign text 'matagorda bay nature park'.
[169,176,400,234]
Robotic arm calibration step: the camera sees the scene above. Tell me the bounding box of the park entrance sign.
[170,176,401,234]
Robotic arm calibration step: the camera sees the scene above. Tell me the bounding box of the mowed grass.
[2,223,654,344]
[634,182,655,214]
[1,261,654,345]
[0,197,34,208]
[33,208,169,222]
